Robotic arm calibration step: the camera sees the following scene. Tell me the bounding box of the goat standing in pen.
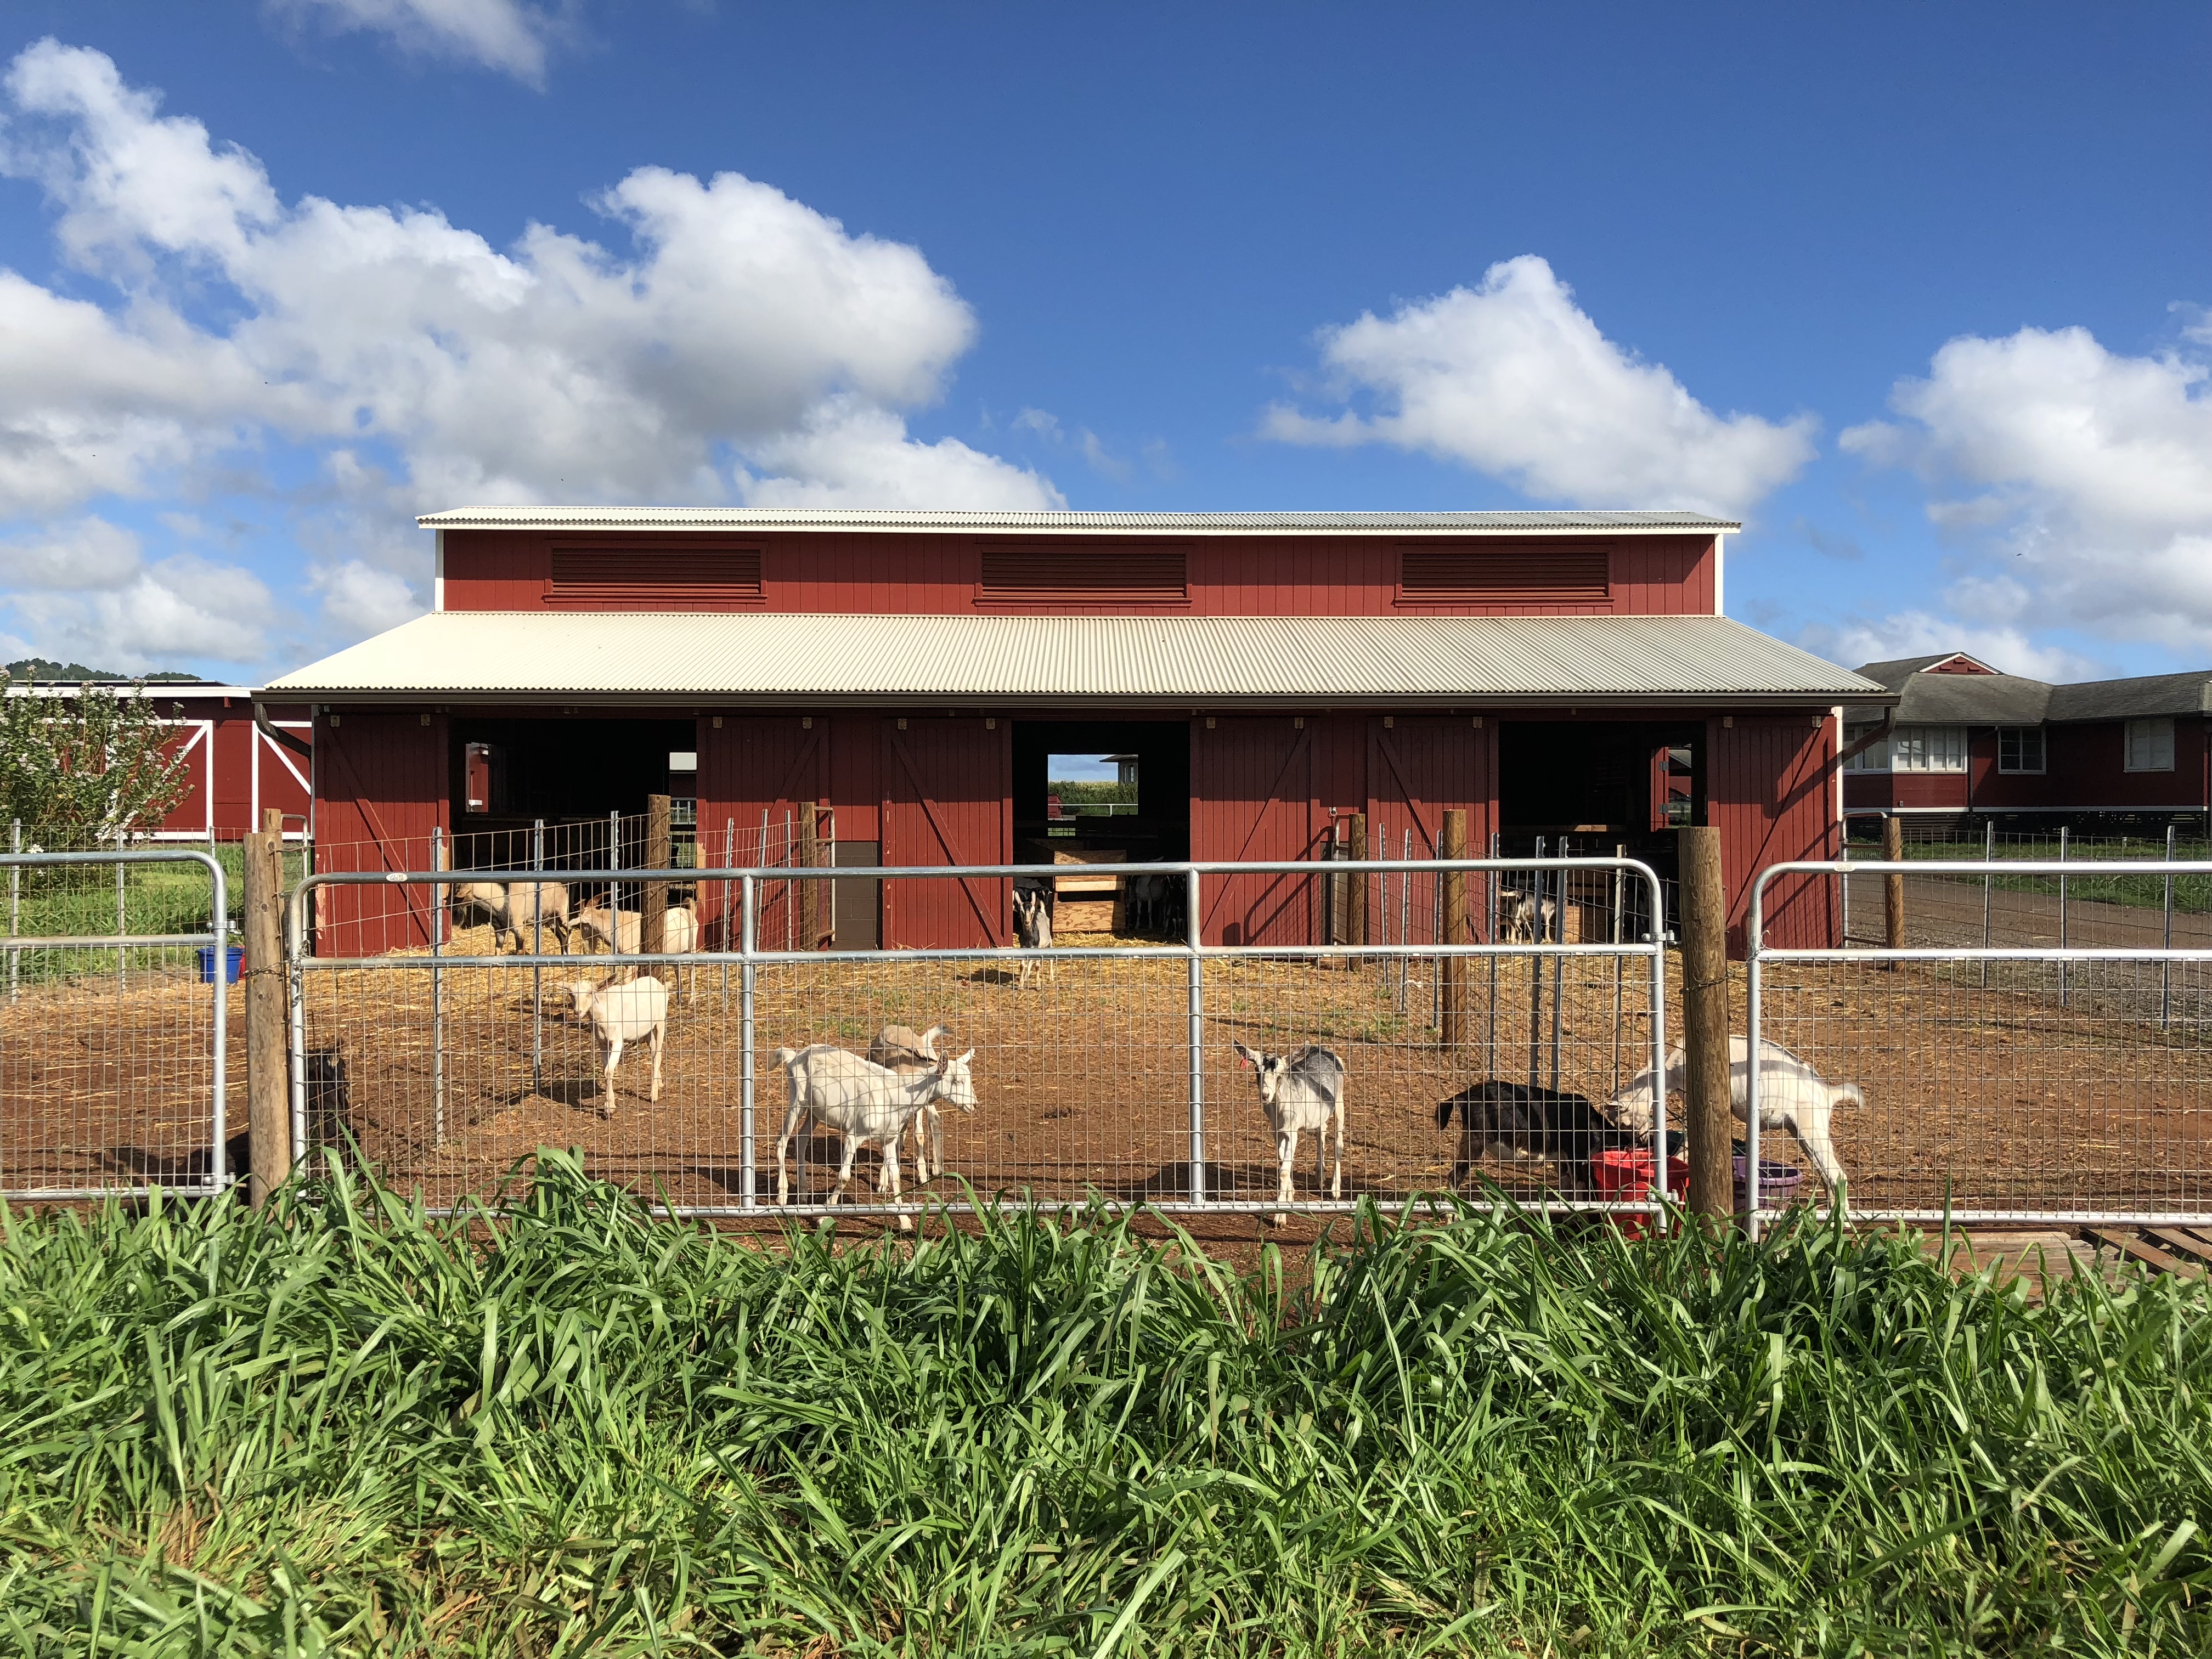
[1435,1079,1641,1197]
[1231,1040,1347,1222]
[1606,1035,1857,1193]
[1012,883,1056,986]
[561,975,670,1114]
[451,881,573,953]
[867,1022,954,1181]
[772,1045,978,1229]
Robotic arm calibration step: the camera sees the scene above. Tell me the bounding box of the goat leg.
[827,1133,864,1207]
[1332,1099,1345,1200]
[648,1023,664,1103]
[1273,1126,1297,1226]
[599,1036,625,1118]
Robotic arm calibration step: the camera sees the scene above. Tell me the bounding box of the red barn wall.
[1708,714,1840,954]
[1190,716,1322,946]
[1364,716,1499,939]
[311,712,448,956]
[441,530,1718,618]
[881,718,1011,949]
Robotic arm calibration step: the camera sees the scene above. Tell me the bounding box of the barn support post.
[797,804,819,949]
[1679,825,1732,1228]
[739,873,756,1208]
[1882,815,1905,969]
[643,794,670,958]
[245,820,289,1205]
[1440,809,1467,1049]
[1185,864,1206,1204]
[2163,822,2176,1027]
[1345,811,1366,969]
[430,824,445,1148]
[531,819,545,1087]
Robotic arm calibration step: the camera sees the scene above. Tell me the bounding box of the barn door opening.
[882,718,1011,950]
[1013,720,1189,939]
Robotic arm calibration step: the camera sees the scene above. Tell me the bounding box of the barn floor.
[8,926,2209,1231]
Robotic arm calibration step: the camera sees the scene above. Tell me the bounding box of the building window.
[1889,726,1968,773]
[1997,726,2045,774]
[2125,717,2175,772]
[1843,724,1889,772]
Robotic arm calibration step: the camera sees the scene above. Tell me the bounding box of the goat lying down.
[1436,1079,1640,1197]
[1606,1035,1858,1192]
[867,1022,953,1180]
[1232,1041,1346,1222]
[772,1043,978,1229]
[561,975,669,1115]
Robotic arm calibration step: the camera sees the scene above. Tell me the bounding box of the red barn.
[3,680,312,842]
[265,509,1888,955]
[1843,652,2212,832]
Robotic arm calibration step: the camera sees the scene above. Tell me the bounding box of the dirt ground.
[8,923,2210,1224]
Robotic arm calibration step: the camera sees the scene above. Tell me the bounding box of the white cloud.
[9,553,274,669]
[267,0,567,86]
[1007,404,1132,482]
[0,516,143,589]
[0,41,1056,670]
[1842,320,2212,654]
[1799,610,2109,685]
[309,557,423,637]
[1263,255,1818,515]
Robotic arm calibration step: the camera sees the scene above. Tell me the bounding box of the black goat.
[1435,1078,1639,1197]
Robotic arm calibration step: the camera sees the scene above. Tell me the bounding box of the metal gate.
[2,847,231,1199]
[284,856,1671,1218]
[1748,856,2212,1227]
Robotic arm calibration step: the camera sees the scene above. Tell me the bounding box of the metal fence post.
[1549,840,1566,1094]
[115,827,127,993]
[2058,825,2069,1006]
[1611,845,1626,1094]
[1526,834,1544,1087]
[721,817,735,1011]
[740,872,757,1207]
[1981,817,1994,988]
[532,819,545,1087]
[1186,864,1206,1204]
[2162,822,2176,1028]
[7,819,17,1003]
[609,809,623,964]
[430,824,445,1147]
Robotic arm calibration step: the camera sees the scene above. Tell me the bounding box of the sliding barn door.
[1190,717,1318,946]
[881,719,1011,949]
[1365,717,1498,942]
[694,716,822,949]
[312,713,447,957]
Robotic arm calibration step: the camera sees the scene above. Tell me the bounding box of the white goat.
[452,880,572,952]
[572,899,698,957]
[561,975,669,1115]
[867,1022,954,1180]
[1012,883,1056,987]
[772,1044,979,1227]
[1606,1035,1857,1193]
[1232,1040,1347,1223]
[1496,884,1557,945]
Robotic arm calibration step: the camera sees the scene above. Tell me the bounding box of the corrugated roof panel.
[417,506,1738,535]
[267,612,1884,703]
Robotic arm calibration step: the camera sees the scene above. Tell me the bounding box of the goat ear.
[1233,1040,1257,1067]
[955,1048,975,1065]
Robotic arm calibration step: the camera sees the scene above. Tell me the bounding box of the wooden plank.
[2083,1227,2205,1279]
[2142,1227,2212,1267]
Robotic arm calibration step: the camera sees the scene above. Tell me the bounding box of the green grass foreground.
[3,1161,2208,1657]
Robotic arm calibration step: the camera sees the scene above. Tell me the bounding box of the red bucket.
[1591,1148,1691,1238]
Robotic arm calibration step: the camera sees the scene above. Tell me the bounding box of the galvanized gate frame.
[286,856,1672,1218]
[2,848,230,1199]
[1746,857,2212,1232]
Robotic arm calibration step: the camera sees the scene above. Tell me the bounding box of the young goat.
[561,975,669,1114]
[867,1022,954,1180]
[1496,885,1558,945]
[1435,1079,1639,1197]
[1012,883,1056,987]
[772,1045,978,1229]
[571,899,698,957]
[1231,1041,1347,1222]
[452,880,572,953]
[1606,1035,1858,1193]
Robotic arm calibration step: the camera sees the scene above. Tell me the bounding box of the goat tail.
[1834,1081,1866,1109]
[1435,1094,1459,1131]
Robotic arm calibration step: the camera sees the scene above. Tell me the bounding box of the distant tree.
[1049,778,1138,805]
[1,672,193,846]
[4,657,198,682]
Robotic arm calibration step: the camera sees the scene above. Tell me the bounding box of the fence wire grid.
[283,859,1671,1220]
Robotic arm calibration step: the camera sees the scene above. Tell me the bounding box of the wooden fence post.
[1345,811,1366,968]
[1883,813,1905,966]
[245,820,289,1206]
[1678,825,1733,1226]
[1440,809,1467,1047]
[798,804,821,949]
[642,794,671,956]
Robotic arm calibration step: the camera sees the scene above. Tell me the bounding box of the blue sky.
[0,2,2204,685]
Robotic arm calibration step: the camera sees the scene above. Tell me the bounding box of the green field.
[4,843,309,983]
[4,1161,2207,1655]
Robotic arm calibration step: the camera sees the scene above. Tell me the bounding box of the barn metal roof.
[268,612,1883,708]
[417,506,1737,535]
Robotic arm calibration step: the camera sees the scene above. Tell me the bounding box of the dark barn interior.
[1498,719,1703,863]
[1013,719,1190,865]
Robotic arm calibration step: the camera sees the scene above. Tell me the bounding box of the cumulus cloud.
[267,0,569,86]
[1842,320,2212,654]
[1800,609,2109,685]
[0,516,144,589]
[8,552,275,669]
[0,41,1054,670]
[1263,256,1817,516]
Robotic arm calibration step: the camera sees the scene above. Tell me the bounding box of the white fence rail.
[284,858,1671,1220]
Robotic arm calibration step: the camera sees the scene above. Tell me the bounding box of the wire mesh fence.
[1750,858,2212,1226]
[1,848,231,1199]
[283,859,1671,1220]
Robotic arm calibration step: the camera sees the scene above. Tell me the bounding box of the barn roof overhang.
[268,612,1888,711]
[417,506,1740,537]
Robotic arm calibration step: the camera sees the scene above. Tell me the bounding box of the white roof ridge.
[417,506,1740,534]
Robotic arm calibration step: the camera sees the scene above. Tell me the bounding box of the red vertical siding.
[1190,717,1319,945]
[695,715,822,947]
[1364,717,1499,938]
[1708,715,1839,955]
[881,718,1011,949]
[312,712,448,956]
[2046,719,2211,809]
[827,714,880,843]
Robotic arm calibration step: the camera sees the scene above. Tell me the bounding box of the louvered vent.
[546,546,764,609]
[1398,544,1611,605]
[978,546,1187,605]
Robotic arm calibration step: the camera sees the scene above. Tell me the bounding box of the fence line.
[285,857,1671,1220]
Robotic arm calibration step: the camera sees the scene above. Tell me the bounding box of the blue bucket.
[198,945,244,985]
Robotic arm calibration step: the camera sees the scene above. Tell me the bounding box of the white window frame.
[1997,725,2045,774]
[2125,717,2175,773]
[1843,723,1891,772]
[1889,725,1968,774]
